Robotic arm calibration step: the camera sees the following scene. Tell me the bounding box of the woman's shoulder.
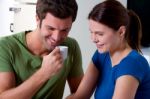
[120,50,150,72]
[123,50,149,67]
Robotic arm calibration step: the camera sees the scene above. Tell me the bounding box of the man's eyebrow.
[46,25,71,31]
[46,25,55,29]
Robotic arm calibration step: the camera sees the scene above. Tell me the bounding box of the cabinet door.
[0,0,14,36]
[13,3,36,33]
[15,0,37,3]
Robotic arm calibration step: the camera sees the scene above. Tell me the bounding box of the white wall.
[0,0,128,99]
[12,0,127,71]
[2,0,150,99]
[70,0,127,72]
[64,0,127,99]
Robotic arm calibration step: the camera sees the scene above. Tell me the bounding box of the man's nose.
[52,31,61,41]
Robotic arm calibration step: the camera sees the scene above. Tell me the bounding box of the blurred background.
[0,0,149,99]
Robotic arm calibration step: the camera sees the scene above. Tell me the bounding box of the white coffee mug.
[58,46,68,60]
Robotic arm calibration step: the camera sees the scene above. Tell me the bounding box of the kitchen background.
[0,0,149,99]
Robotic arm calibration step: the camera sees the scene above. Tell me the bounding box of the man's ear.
[36,14,40,25]
[118,26,126,37]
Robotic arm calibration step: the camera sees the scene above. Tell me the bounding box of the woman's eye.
[97,33,103,36]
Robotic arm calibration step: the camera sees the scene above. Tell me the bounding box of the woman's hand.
[65,94,75,99]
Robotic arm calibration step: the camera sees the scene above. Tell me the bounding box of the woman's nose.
[91,33,98,43]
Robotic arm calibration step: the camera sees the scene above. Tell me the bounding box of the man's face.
[37,13,72,51]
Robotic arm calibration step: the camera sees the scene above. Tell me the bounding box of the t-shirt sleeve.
[92,50,100,70]
[0,39,13,72]
[92,50,99,64]
[115,57,149,82]
[92,50,108,71]
[67,39,83,78]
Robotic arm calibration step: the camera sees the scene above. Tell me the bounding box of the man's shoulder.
[61,37,80,52]
[0,31,25,47]
[63,37,78,44]
[0,31,24,40]
[66,36,76,41]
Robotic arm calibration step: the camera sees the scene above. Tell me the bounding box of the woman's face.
[89,19,121,53]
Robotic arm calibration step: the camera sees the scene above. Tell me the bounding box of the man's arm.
[67,38,84,93]
[0,47,63,99]
[0,72,15,94]
[67,75,83,93]
[0,70,49,99]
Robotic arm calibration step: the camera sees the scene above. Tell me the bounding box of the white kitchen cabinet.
[15,0,37,3]
[0,0,15,36]
[13,2,36,33]
[0,0,37,36]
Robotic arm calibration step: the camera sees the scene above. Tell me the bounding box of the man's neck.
[25,30,49,57]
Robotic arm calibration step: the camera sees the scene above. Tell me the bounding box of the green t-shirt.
[0,31,83,99]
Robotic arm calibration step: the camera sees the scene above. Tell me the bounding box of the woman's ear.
[118,26,126,37]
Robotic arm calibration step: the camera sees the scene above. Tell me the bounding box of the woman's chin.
[97,49,106,54]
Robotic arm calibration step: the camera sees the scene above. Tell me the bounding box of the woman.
[67,0,150,99]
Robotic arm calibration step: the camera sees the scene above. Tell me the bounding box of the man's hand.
[41,47,63,78]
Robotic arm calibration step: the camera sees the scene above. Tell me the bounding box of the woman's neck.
[110,43,132,67]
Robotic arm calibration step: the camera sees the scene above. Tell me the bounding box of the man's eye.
[61,29,70,33]
[48,28,55,31]
[62,30,68,32]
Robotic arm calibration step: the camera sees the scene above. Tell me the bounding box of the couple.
[0,0,150,99]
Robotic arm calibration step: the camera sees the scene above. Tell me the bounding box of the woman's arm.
[112,75,139,99]
[67,61,99,99]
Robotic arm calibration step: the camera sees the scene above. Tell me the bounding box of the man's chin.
[46,45,55,51]
[46,42,61,51]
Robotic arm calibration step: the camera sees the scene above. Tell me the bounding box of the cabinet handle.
[10,23,14,32]
[9,7,21,13]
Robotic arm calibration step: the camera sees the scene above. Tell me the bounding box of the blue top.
[92,50,150,99]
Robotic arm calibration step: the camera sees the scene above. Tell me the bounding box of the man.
[0,0,83,98]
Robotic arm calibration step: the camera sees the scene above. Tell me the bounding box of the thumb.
[50,47,60,55]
